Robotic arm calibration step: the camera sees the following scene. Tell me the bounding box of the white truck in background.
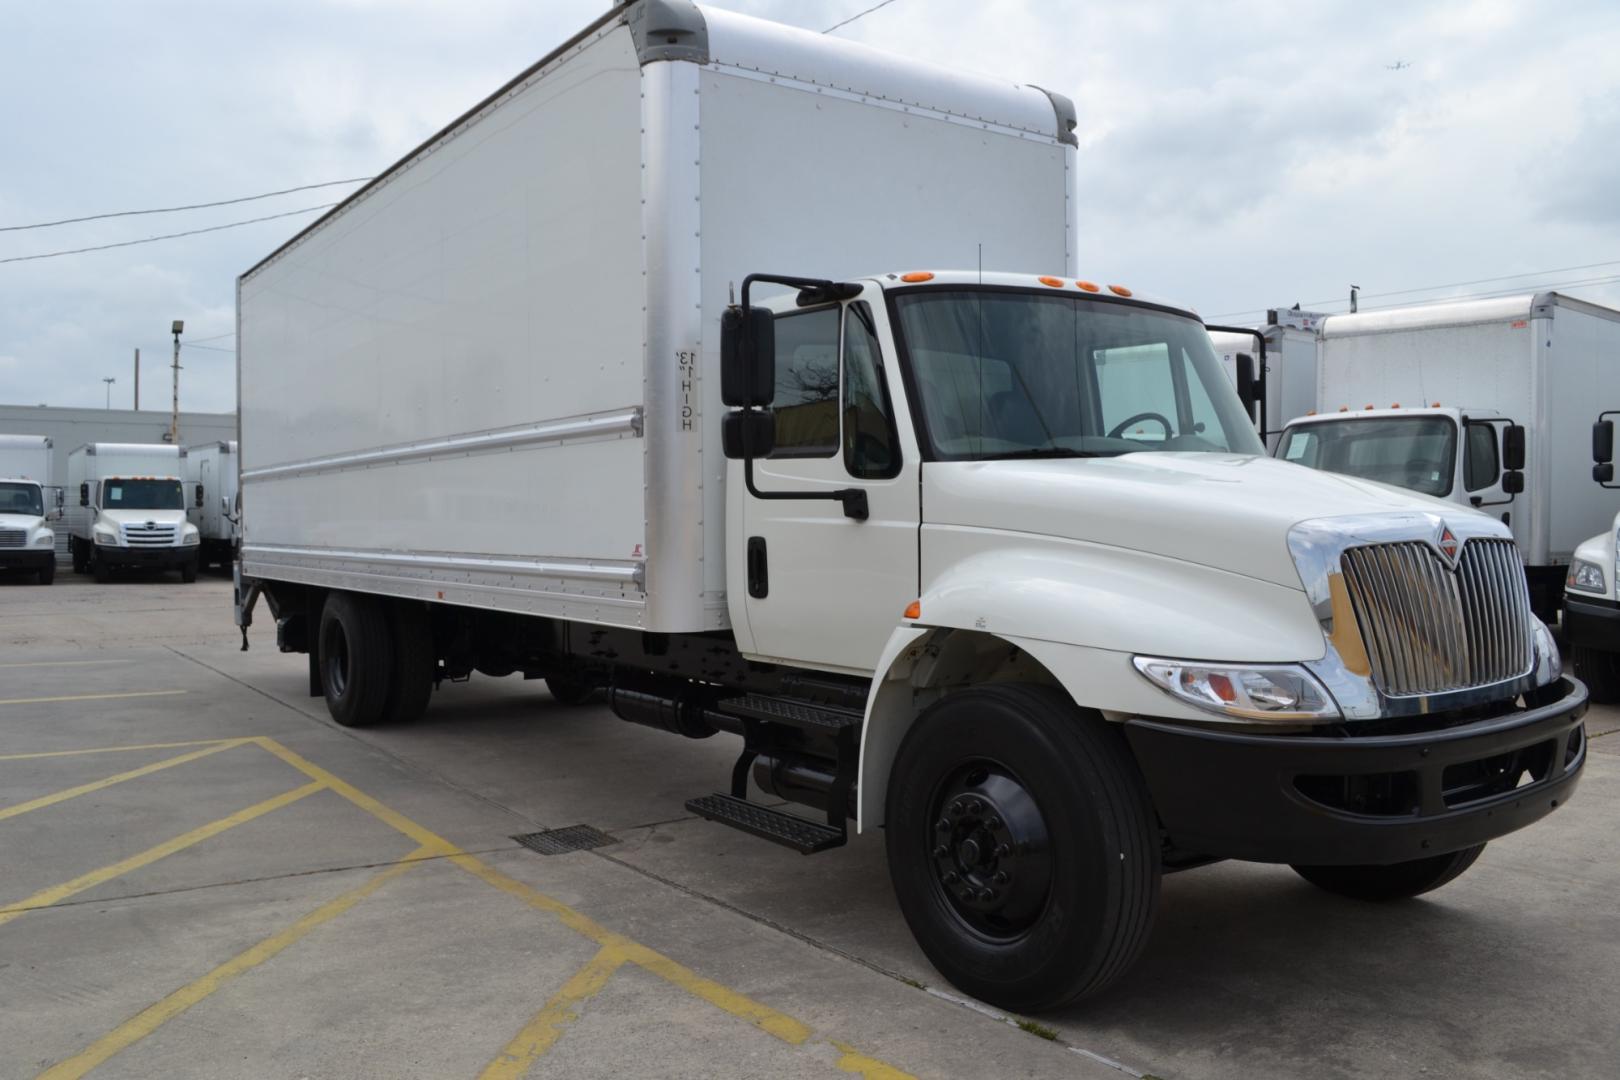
[1562,414,1620,700]
[1208,307,1328,451]
[1274,293,1620,621]
[67,443,201,583]
[232,0,1586,1011]
[187,440,239,570]
[0,434,61,585]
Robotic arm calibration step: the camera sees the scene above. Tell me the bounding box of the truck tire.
[71,540,86,574]
[318,592,395,728]
[180,556,199,584]
[1571,646,1620,704]
[884,684,1160,1012]
[382,600,436,724]
[545,672,597,706]
[37,561,54,585]
[92,551,110,583]
[1291,844,1485,902]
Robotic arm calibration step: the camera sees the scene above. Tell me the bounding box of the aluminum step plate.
[685,793,845,854]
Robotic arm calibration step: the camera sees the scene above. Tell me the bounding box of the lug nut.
[949,802,964,817]
[994,843,1011,858]
[943,871,959,884]
[986,815,1002,830]
[936,818,951,832]
[979,888,995,902]
[993,871,1010,884]
[933,845,948,857]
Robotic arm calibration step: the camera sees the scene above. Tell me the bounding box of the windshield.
[892,289,1264,460]
[1277,416,1457,497]
[0,481,44,516]
[102,478,184,510]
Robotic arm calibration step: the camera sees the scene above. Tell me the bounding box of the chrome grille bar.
[0,529,25,548]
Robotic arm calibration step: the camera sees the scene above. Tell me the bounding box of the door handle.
[747,536,768,599]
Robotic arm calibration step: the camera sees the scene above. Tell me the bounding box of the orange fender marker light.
[903,600,922,620]
[900,271,934,283]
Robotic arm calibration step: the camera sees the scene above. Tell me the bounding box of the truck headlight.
[1567,560,1606,594]
[1133,657,1341,723]
[94,528,121,546]
[33,532,53,547]
[181,526,200,545]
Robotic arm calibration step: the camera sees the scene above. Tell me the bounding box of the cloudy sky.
[3,0,1618,412]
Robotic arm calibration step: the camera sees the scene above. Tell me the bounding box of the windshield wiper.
[980,447,1114,460]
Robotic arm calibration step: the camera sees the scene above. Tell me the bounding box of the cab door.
[732,292,920,673]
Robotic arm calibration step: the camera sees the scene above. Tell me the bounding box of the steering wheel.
[1107,412,1172,440]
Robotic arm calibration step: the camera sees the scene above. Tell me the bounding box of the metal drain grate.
[511,825,618,856]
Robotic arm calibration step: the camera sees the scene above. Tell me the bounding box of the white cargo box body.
[65,443,187,538]
[0,434,52,485]
[237,1,1075,633]
[1317,292,1620,565]
[187,441,238,541]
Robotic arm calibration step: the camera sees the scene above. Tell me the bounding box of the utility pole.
[102,377,116,409]
[168,320,184,444]
[133,348,140,410]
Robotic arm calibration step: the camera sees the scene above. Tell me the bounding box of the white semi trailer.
[67,443,201,583]
[1274,293,1620,621]
[234,1,1586,1011]
[0,434,60,584]
[186,440,239,569]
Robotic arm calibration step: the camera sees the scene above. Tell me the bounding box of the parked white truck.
[233,1,1586,1011]
[1274,293,1620,621]
[67,443,201,583]
[1563,415,1620,701]
[0,434,60,584]
[186,440,239,570]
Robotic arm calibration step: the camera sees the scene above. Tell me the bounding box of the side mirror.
[1594,419,1615,465]
[1502,470,1525,495]
[1597,463,1615,484]
[220,496,230,515]
[1503,424,1526,471]
[79,482,88,507]
[722,410,776,460]
[1234,353,1258,417]
[721,306,776,407]
[54,487,65,508]
[195,484,205,508]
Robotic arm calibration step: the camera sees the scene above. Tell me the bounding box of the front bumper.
[0,549,55,571]
[98,545,196,569]
[1565,595,1620,654]
[1124,676,1588,866]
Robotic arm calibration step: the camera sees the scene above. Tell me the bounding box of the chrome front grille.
[0,528,24,548]
[1339,538,1533,697]
[123,524,177,547]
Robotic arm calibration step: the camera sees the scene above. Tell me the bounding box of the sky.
[2,0,1619,412]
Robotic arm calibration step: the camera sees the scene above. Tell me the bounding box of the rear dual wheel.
[317,592,436,727]
[885,684,1160,1012]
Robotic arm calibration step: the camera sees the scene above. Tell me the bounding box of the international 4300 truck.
[233,1,1586,1010]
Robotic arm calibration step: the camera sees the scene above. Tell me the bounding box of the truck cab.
[0,477,59,584]
[67,443,201,583]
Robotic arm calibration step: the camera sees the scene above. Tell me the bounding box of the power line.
[0,204,338,265]
[0,178,370,233]
[184,330,236,344]
[824,0,901,34]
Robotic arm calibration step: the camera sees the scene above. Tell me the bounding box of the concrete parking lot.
[3,574,1618,1079]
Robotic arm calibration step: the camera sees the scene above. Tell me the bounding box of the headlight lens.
[94,529,120,546]
[1133,657,1341,723]
[33,532,53,547]
[181,527,200,545]
[1568,560,1606,594]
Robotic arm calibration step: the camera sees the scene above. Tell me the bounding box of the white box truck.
[1209,307,1329,451]
[67,443,201,583]
[1273,292,1620,620]
[0,434,60,584]
[234,1,1586,1011]
[186,440,239,569]
[1562,416,1620,700]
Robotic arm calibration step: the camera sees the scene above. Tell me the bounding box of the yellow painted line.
[0,689,187,707]
[0,739,250,823]
[0,738,238,762]
[478,945,628,1080]
[0,659,134,669]
[834,1041,918,1079]
[35,845,430,1080]
[0,781,323,928]
[251,737,901,1068]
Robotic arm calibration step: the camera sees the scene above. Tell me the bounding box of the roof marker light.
[1108,284,1133,297]
[1038,276,1064,288]
[1339,406,1349,412]
[1391,402,1400,408]
[1365,404,1375,410]
[1432,401,1441,407]
[1075,280,1101,292]
[900,271,934,283]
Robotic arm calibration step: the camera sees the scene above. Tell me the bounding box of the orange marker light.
[900,271,934,283]
[1339,406,1350,412]
[1108,284,1133,297]
[1365,404,1375,410]
[1075,280,1100,292]
[1391,403,1400,409]
[903,600,921,620]
[1432,401,1442,407]
[1038,276,1064,288]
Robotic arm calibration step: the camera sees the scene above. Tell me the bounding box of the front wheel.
[1291,844,1486,902]
[885,684,1160,1012]
[91,550,110,583]
[180,556,199,583]
[1571,646,1620,704]
[37,561,55,585]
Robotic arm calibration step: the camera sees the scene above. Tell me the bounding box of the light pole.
[168,320,184,443]
[102,377,116,409]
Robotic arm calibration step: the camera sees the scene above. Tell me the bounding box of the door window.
[1463,422,1500,492]
[770,307,841,457]
[842,303,899,479]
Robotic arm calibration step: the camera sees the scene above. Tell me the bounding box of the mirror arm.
[1206,324,1267,441]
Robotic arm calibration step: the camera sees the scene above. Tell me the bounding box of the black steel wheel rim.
[323,621,350,698]
[925,758,1053,941]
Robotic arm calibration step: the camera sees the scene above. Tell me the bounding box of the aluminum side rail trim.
[241,408,643,482]
[243,544,645,589]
